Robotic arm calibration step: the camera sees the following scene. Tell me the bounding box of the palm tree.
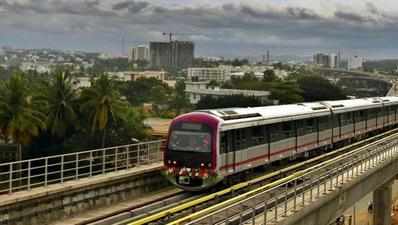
[80,74,128,148]
[45,71,78,139]
[0,73,47,160]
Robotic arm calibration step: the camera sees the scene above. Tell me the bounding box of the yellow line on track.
[128,129,398,225]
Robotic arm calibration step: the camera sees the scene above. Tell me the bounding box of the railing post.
[293,179,297,211]
[137,144,140,166]
[274,197,278,221]
[126,147,129,169]
[102,150,106,174]
[284,184,288,216]
[75,154,79,180]
[27,160,31,191]
[114,148,118,172]
[263,201,268,225]
[61,155,64,183]
[89,151,93,177]
[9,163,13,194]
[45,158,48,187]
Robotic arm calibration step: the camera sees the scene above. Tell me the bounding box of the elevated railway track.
[85,128,398,225]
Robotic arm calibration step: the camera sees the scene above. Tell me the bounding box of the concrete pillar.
[373,181,392,225]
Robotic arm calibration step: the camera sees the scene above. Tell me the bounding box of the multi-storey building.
[187,67,229,82]
[128,45,149,62]
[149,41,194,69]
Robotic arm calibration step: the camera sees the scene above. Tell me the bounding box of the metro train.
[163,97,398,191]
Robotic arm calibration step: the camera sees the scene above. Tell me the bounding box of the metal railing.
[0,140,164,195]
[186,135,398,225]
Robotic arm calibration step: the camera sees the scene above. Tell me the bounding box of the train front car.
[163,112,222,191]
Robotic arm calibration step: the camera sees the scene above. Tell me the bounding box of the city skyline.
[1,0,398,59]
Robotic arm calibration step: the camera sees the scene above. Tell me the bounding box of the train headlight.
[200,163,205,167]
[173,161,176,165]
[207,163,212,168]
[167,160,171,164]
[187,168,191,172]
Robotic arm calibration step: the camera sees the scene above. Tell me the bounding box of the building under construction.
[149,41,194,70]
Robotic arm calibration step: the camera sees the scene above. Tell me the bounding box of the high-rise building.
[348,56,364,70]
[149,42,171,69]
[171,41,194,69]
[313,53,338,68]
[149,41,194,69]
[313,53,330,67]
[128,45,149,62]
[336,51,341,69]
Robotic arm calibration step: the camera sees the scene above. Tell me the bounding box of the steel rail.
[128,129,398,225]
[173,132,398,225]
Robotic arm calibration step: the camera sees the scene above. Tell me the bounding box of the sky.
[1,0,398,59]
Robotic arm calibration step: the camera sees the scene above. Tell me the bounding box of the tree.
[263,70,279,82]
[269,81,304,104]
[170,80,191,115]
[0,72,47,159]
[196,95,265,110]
[80,74,128,147]
[297,75,347,102]
[44,71,79,139]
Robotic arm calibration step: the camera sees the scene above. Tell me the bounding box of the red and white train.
[163,97,398,191]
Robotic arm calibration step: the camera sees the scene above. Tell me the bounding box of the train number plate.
[178,176,190,185]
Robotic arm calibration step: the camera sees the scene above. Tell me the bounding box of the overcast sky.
[1,0,398,59]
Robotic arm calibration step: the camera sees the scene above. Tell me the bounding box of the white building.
[72,77,91,89]
[20,62,52,74]
[185,81,270,104]
[107,70,167,82]
[187,67,230,82]
[129,45,149,62]
[348,56,364,70]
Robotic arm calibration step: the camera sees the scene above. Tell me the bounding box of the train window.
[252,125,266,145]
[355,111,366,122]
[220,132,227,154]
[368,108,377,119]
[235,128,247,150]
[341,112,353,126]
[305,118,316,134]
[332,115,339,128]
[319,116,330,131]
[282,121,295,138]
[270,123,284,142]
[297,118,315,135]
[169,130,211,152]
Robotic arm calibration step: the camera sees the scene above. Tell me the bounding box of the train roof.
[379,96,398,106]
[201,98,390,131]
[321,98,383,113]
[203,102,331,131]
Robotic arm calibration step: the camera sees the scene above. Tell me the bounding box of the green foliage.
[196,95,265,110]
[297,75,347,101]
[263,69,279,82]
[0,72,47,145]
[118,78,172,106]
[80,74,129,147]
[268,81,303,104]
[363,60,398,74]
[87,58,131,73]
[170,80,191,115]
[43,71,79,138]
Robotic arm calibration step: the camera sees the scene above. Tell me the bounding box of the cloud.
[2,0,398,57]
[112,0,149,13]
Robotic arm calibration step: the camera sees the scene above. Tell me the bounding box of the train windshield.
[168,123,211,152]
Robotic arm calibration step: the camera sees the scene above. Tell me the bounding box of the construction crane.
[162,32,196,42]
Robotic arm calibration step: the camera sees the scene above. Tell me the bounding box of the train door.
[234,129,247,172]
[225,130,236,174]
